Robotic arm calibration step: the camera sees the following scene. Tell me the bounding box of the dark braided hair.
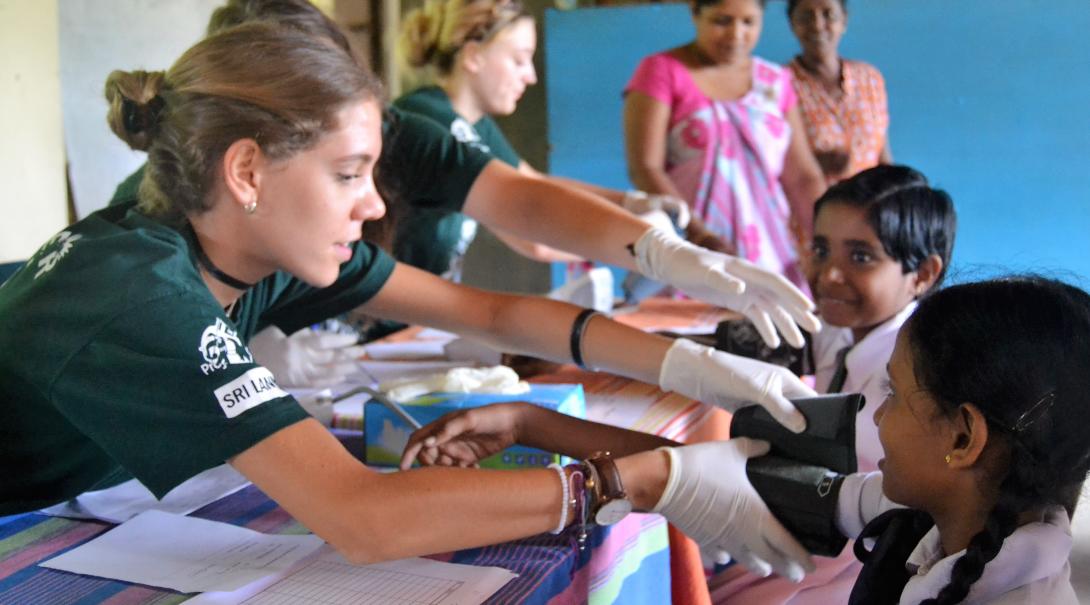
[905,276,1090,604]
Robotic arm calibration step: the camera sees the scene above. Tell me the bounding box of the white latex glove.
[248,326,364,388]
[652,439,815,582]
[633,227,821,349]
[635,209,677,236]
[622,190,692,230]
[659,338,816,433]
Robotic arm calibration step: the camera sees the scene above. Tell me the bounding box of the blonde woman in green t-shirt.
[394,0,735,265]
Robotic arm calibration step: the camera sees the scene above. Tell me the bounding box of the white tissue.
[380,366,530,402]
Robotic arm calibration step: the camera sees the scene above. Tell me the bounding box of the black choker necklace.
[188,225,255,291]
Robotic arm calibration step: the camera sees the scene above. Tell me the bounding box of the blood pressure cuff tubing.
[730,394,865,556]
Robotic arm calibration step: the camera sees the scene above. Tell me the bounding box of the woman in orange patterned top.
[787,0,891,184]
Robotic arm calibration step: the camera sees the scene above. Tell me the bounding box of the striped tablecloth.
[0,484,668,605]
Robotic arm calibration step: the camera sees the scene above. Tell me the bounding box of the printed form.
[41,510,325,593]
[40,510,516,604]
[190,546,518,605]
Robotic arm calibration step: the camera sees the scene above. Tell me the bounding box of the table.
[0,483,669,605]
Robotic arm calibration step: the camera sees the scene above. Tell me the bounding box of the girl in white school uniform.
[711,164,958,603]
[806,165,956,474]
[839,275,1089,603]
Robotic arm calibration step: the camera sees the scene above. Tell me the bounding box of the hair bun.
[399,1,445,69]
[105,69,167,151]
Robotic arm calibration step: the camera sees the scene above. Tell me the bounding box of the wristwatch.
[584,451,632,526]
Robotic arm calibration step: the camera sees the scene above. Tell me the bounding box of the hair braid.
[920,480,1022,604]
[919,436,1047,604]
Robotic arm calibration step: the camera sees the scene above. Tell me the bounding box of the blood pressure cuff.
[714,319,814,376]
[730,394,864,556]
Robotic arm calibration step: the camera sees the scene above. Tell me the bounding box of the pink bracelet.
[567,466,588,550]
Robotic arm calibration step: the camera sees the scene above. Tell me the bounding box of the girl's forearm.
[517,403,678,459]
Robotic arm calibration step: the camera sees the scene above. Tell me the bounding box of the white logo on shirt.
[450,118,492,153]
[214,367,288,418]
[199,318,253,375]
[34,230,83,279]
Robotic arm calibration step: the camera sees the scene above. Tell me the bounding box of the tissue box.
[364,384,586,469]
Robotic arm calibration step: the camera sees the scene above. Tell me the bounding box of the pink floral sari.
[628,54,806,290]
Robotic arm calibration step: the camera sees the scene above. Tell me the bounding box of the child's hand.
[399,402,528,470]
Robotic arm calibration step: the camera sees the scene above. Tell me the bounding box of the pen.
[327,385,424,430]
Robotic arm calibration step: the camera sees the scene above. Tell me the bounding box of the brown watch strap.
[585,451,627,511]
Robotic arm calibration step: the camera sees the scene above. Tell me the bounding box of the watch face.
[595,498,633,526]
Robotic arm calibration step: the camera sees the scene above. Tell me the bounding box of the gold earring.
[243,200,257,214]
[944,454,952,464]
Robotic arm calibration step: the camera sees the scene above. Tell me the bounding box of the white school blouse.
[837,473,1078,604]
[813,301,917,472]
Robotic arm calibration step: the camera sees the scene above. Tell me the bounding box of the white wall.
[60,0,221,219]
[0,0,67,263]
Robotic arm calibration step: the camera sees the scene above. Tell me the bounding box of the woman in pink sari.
[624,0,825,291]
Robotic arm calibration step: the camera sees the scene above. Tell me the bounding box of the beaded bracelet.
[547,463,570,535]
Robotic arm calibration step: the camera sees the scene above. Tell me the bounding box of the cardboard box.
[364,384,585,469]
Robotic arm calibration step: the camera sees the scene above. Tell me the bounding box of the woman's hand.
[659,338,816,432]
[633,228,821,349]
[653,438,815,582]
[399,402,530,469]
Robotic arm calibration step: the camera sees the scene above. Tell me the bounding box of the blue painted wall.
[545,1,1090,285]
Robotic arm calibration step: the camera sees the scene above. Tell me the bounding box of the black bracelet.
[569,308,600,370]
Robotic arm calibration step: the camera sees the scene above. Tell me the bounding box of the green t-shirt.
[0,202,395,514]
[393,87,521,168]
[392,87,522,280]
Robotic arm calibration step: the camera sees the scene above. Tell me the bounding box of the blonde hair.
[398,0,530,81]
[104,22,383,222]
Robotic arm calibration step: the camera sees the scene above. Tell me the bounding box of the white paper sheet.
[414,327,459,341]
[40,510,324,593]
[38,464,250,524]
[355,360,466,385]
[188,545,517,605]
[362,340,448,360]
